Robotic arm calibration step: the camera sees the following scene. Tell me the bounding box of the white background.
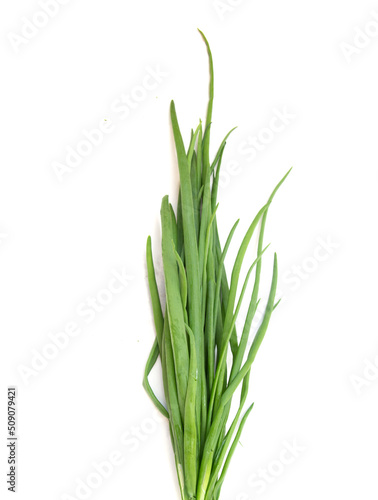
[1,1,378,499]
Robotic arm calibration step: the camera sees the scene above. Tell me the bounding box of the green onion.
[144,30,291,500]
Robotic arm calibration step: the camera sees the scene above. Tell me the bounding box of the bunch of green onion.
[143,31,290,500]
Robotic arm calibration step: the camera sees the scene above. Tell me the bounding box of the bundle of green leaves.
[144,30,290,500]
